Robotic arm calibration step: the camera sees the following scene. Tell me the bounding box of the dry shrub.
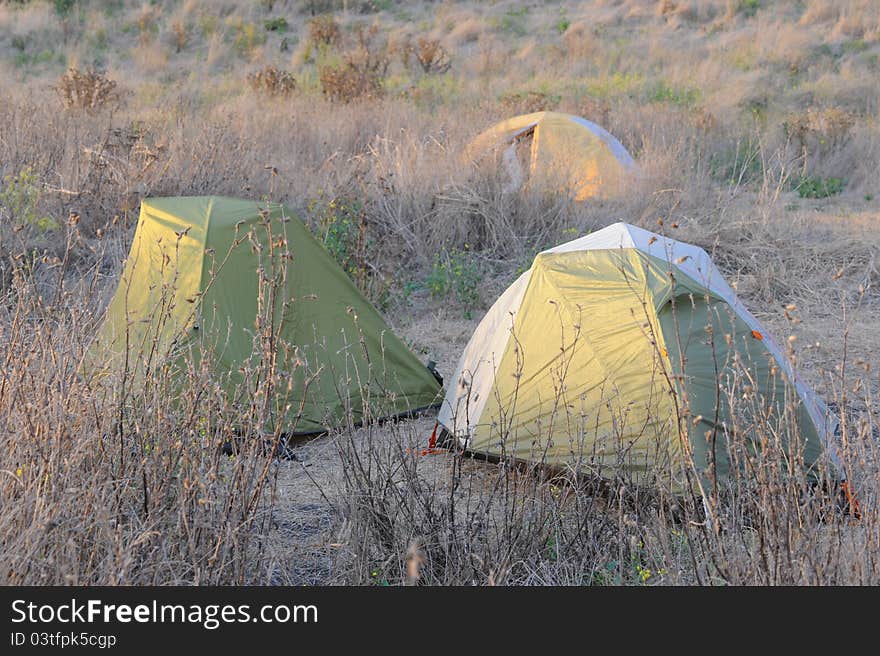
[170,19,190,53]
[320,65,383,103]
[76,124,168,216]
[308,13,341,46]
[500,90,559,115]
[320,26,388,103]
[692,106,718,133]
[412,36,452,74]
[332,423,633,585]
[784,106,856,171]
[55,67,120,113]
[248,64,298,98]
[785,107,855,145]
[566,95,613,127]
[657,0,677,16]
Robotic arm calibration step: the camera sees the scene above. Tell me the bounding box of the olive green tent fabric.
[439,223,837,489]
[657,293,823,483]
[87,196,441,433]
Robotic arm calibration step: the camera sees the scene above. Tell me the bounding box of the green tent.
[438,223,839,489]
[88,196,441,433]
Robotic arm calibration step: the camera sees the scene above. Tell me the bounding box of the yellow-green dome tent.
[87,196,441,434]
[466,111,637,200]
[438,223,839,488]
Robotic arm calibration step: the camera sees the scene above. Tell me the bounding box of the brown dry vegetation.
[1,0,880,585]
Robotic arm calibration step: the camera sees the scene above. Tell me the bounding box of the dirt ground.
[267,306,472,583]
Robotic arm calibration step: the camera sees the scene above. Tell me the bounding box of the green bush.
[231,21,267,58]
[710,139,763,186]
[0,167,58,233]
[492,7,529,37]
[264,17,288,32]
[648,80,699,108]
[53,0,76,17]
[796,176,845,199]
[584,72,644,100]
[556,9,570,35]
[739,0,760,18]
[307,196,379,294]
[425,247,481,318]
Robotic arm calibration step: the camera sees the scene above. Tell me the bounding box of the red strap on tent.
[842,481,861,520]
[420,422,445,456]
[404,423,446,457]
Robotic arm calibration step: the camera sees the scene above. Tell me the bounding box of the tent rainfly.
[466,111,637,200]
[437,222,840,488]
[87,196,441,434]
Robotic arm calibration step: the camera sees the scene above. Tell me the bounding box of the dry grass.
[1,0,880,585]
[0,253,281,584]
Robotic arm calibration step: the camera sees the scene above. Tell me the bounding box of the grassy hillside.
[1,0,879,585]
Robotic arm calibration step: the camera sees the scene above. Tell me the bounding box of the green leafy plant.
[739,0,760,18]
[368,567,391,585]
[710,138,764,187]
[425,247,481,318]
[308,195,382,299]
[492,6,529,37]
[648,80,700,108]
[556,11,571,34]
[796,176,845,198]
[264,17,289,32]
[53,0,76,17]
[231,21,267,58]
[362,0,393,13]
[398,279,422,307]
[584,72,644,100]
[0,167,58,233]
[589,541,667,586]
